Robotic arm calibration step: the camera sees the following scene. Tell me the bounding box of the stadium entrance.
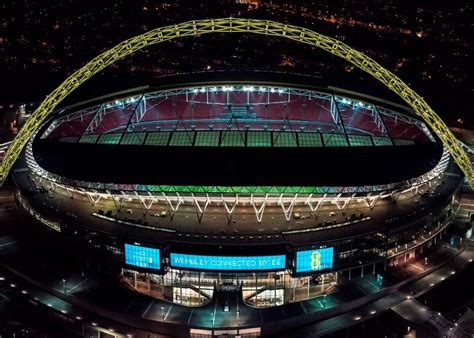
[121,269,338,308]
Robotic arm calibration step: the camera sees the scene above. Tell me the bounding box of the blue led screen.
[170,253,286,271]
[295,247,334,273]
[125,243,161,270]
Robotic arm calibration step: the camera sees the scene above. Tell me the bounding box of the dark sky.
[0,0,472,126]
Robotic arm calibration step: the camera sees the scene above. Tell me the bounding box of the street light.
[161,306,165,322]
[62,278,66,294]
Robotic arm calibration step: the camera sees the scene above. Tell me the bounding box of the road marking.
[0,241,17,248]
[212,299,217,327]
[67,276,91,293]
[410,264,425,272]
[164,304,173,321]
[142,300,154,318]
[124,297,137,312]
[300,301,308,314]
[187,308,194,324]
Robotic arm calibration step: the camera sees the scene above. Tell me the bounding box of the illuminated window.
[194,131,221,146]
[97,133,122,144]
[298,132,323,147]
[221,131,246,147]
[372,136,393,146]
[247,131,272,147]
[79,134,99,144]
[120,132,147,145]
[169,131,195,146]
[348,135,373,147]
[273,132,297,147]
[322,134,348,147]
[145,131,171,146]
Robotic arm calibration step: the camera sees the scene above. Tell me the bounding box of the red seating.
[47,90,431,143]
[380,113,428,141]
[93,103,136,134]
[229,92,247,105]
[47,112,95,139]
[337,104,383,136]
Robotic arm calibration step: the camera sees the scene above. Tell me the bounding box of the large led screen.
[124,243,161,270]
[170,253,286,271]
[295,247,334,273]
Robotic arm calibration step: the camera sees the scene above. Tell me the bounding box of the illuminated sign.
[295,247,334,273]
[125,243,161,270]
[170,253,286,271]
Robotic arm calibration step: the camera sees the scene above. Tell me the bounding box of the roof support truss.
[222,194,239,223]
[278,193,298,221]
[250,193,268,223]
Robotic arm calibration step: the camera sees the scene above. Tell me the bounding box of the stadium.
[1,19,471,337]
[12,70,461,309]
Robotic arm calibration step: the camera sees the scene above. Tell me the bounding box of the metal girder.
[278,193,298,221]
[371,105,391,140]
[135,191,155,215]
[305,193,327,213]
[1,18,471,184]
[85,191,102,205]
[221,194,239,223]
[330,95,344,133]
[192,193,211,223]
[162,192,183,221]
[108,190,126,211]
[250,193,268,223]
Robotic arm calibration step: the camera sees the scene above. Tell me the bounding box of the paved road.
[0,220,470,337]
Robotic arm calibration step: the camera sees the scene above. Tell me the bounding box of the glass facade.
[62,129,401,150]
[122,268,338,307]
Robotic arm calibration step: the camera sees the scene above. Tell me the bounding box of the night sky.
[0,0,472,126]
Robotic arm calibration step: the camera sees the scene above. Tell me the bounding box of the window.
[348,135,373,147]
[97,133,123,144]
[298,132,323,147]
[169,131,195,146]
[194,131,221,147]
[79,134,99,144]
[273,132,297,147]
[145,132,171,146]
[221,130,246,147]
[372,136,393,146]
[247,131,272,147]
[322,133,348,147]
[120,132,147,145]
[59,136,79,143]
[393,139,415,146]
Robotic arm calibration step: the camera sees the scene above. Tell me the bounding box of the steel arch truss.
[0,18,471,183]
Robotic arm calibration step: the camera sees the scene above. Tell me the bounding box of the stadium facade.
[13,73,462,309]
